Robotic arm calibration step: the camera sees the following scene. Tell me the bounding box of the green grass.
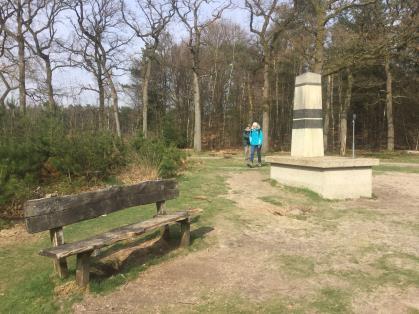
[284,185,328,202]
[188,288,352,314]
[373,164,419,174]
[258,195,283,206]
[2,157,418,313]
[310,287,352,314]
[360,151,419,163]
[0,158,242,313]
[0,217,11,230]
[328,251,419,292]
[276,254,316,278]
[291,206,386,231]
[262,178,278,187]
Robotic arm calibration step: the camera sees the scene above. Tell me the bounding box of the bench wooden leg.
[179,219,190,247]
[49,227,68,278]
[161,225,171,242]
[156,201,170,241]
[76,251,93,288]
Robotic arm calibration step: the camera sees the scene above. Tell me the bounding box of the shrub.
[0,115,127,211]
[131,133,186,178]
[162,113,188,148]
[47,131,126,180]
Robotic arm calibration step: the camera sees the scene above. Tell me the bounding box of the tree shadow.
[89,224,214,281]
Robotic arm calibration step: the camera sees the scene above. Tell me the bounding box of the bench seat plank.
[40,212,188,259]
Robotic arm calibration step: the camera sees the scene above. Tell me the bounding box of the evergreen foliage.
[0,111,186,215]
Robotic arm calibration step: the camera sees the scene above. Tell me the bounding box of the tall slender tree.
[122,0,173,138]
[173,0,230,152]
[245,0,279,153]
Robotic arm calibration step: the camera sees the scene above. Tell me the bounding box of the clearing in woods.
[1,158,419,313]
[74,158,419,313]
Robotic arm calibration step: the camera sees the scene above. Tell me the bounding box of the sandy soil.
[72,170,419,313]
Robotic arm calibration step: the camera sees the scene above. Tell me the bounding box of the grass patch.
[258,195,283,206]
[373,165,419,174]
[262,178,278,187]
[193,292,296,313]
[0,158,241,313]
[310,287,352,314]
[276,255,316,277]
[284,186,326,202]
[0,217,12,230]
[360,151,419,163]
[329,252,419,292]
[296,207,385,231]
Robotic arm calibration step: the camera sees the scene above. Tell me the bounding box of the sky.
[50,0,251,108]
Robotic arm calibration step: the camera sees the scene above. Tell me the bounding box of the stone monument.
[265,72,379,199]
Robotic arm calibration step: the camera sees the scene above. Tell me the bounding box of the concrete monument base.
[265,156,379,199]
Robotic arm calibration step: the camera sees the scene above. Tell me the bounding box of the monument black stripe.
[293,119,323,129]
[294,82,322,87]
[293,109,323,119]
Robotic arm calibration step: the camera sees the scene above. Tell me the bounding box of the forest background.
[0,0,418,218]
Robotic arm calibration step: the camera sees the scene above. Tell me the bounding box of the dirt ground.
[72,169,419,313]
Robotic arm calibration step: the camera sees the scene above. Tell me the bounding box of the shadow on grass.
[87,224,215,286]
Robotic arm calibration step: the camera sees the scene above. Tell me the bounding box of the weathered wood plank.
[76,250,92,288]
[49,227,68,278]
[179,219,190,247]
[24,180,178,233]
[40,212,188,259]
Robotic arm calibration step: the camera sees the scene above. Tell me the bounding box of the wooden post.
[156,201,170,241]
[156,200,167,215]
[76,250,93,288]
[49,227,68,278]
[179,219,190,247]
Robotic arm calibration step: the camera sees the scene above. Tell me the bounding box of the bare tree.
[0,0,29,112]
[300,0,376,74]
[24,0,64,111]
[69,0,130,137]
[0,52,19,108]
[122,0,173,138]
[173,0,230,152]
[62,34,107,127]
[0,5,18,108]
[245,0,279,153]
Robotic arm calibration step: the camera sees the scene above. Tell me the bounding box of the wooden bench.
[24,179,191,288]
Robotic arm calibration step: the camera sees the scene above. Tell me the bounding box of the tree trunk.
[384,54,394,151]
[313,10,325,74]
[339,69,353,156]
[45,58,56,111]
[262,61,270,153]
[330,75,335,151]
[98,76,105,129]
[274,60,280,140]
[0,73,12,108]
[192,69,201,152]
[247,73,254,123]
[106,74,121,137]
[17,0,26,113]
[323,75,331,151]
[142,57,152,138]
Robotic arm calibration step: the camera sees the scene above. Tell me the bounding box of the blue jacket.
[249,128,263,146]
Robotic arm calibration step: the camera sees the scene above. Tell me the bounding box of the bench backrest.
[24,179,178,234]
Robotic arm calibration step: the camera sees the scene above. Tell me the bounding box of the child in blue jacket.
[248,122,263,167]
